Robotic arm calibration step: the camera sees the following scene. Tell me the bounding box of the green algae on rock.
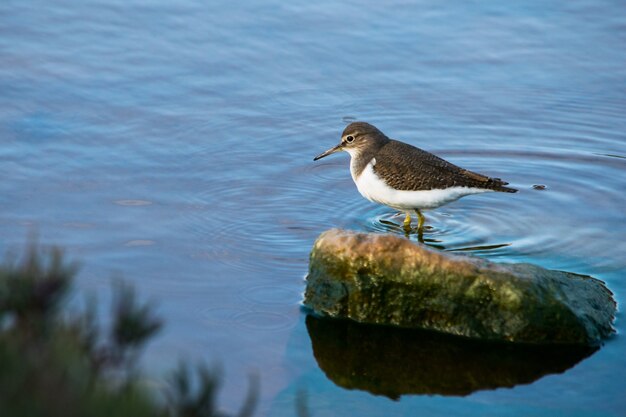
[303,229,616,346]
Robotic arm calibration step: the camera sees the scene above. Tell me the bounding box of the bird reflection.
[378,218,511,250]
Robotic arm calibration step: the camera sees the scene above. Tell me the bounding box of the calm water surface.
[1,1,625,416]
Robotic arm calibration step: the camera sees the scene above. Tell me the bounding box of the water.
[1,0,625,415]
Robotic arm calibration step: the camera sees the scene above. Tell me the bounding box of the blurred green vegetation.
[0,245,257,417]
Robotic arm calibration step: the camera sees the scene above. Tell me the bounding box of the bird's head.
[313,122,389,161]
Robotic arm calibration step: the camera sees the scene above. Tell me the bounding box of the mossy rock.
[303,229,616,346]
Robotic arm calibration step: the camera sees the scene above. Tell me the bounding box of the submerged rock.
[304,229,616,346]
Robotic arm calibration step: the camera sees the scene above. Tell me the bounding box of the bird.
[313,122,517,233]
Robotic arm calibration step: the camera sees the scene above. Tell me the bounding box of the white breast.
[352,158,492,210]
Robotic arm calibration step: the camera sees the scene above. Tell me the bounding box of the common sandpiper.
[314,122,517,234]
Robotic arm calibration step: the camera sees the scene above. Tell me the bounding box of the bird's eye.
[346,135,354,143]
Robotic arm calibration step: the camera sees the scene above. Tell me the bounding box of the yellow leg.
[402,212,412,236]
[415,209,425,232]
[403,212,411,228]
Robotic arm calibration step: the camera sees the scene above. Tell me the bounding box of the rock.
[303,229,616,346]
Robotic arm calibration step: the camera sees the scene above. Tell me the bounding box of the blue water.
[1,0,625,415]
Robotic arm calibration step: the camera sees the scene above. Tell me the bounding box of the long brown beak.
[313,143,343,161]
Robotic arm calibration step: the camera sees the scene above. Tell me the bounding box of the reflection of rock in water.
[306,315,595,399]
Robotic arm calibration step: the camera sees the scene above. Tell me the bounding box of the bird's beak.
[313,143,343,161]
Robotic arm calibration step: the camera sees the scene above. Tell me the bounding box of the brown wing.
[373,140,516,192]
